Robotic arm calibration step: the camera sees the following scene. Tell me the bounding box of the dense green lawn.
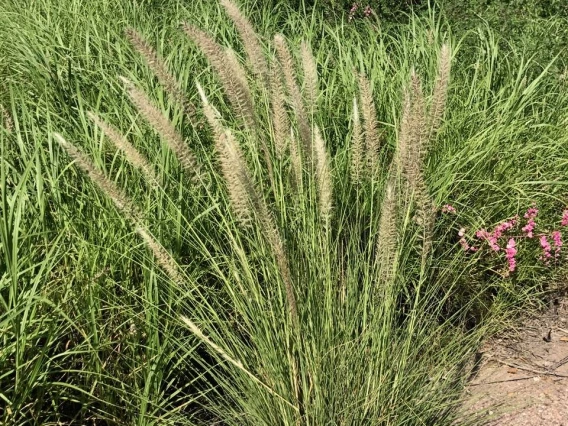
[1,0,567,424]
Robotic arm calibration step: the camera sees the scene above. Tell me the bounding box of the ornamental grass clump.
[52,1,483,424]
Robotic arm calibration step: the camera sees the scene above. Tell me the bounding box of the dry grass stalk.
[410,70,428,159]
[54,133,136,213]
[399,71,427,195]
[350,97,363,183]
[0,104,14,133]
[396,88,412,178]
[135,226,188,286]
[56,135,282,402]
[197,82,225,139]
[54,133,186,286]
[180,316,298,410]
[399,71,436,262]
[87,112,159,185]
[300,40,318,112]
[289,128,303,192]
[218,129,255,226]
[409,72,432,207]
[270,63,290,158]
[197,82,253,225]
[224,47,275,188]
[273,34,312,166]
[198,85,298,322]
[220,0,268,84]
[253,195,299,329]
[313,125,332,222]
[125,28,197,121]
[427,43,451,141]
[225,48,250,93]
[182,23,256,129]
[358,72,381,173]
[375,172,398,285]
[119,76,200,180]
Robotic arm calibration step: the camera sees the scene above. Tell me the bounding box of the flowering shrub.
[348,3,373,21]
[300,0,426,21]
[443,204,568,276]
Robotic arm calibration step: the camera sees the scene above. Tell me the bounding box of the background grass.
[1,0,568,424]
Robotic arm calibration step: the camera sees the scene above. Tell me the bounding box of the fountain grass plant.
[1,0,568,424]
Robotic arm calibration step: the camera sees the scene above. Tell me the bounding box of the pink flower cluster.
[562,209,568,227]
[348,3,373,21]
[552,231,562,258]
[441,204,457,214]
[458,228,478,252]
[540,235,552,264]
[521,205,538,238]
[474,217,517,252]
[505,238,517,271]
[443,203,568,274]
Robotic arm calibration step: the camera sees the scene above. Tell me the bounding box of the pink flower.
[474,228,499,251]
[458,228,469,251]
[363,5,372,17]
[522,219,535,238]
[540,235,552,264]
[522,205,538,238]
[561,209,568,227]
[348,2,358,21]
[505,238,517,272]
[493,218,516,239]
[552,230,562,258]
[441,204,456,214]
[488,236,500,251]
[524,205,538,219]
[475,229,490,239]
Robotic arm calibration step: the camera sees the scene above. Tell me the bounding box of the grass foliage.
[1,0,568,424]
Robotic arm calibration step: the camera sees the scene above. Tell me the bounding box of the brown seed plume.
[220,0,268,84]
[54,133,186,286]
[375,172,398,285]
[219,129,255,226]
[396,88,412,177]
[197,82,253,225]
[358,72,381,173]
[225,48,250,93]
[270,62,290,158]
[289,128,303,192]
[273,34,312,166]
[125,28,197,121]
[182,23,256,129]
[87,111,159,186]
[399,70,428,194]
[198,85,299,324]
[313,125,332,222]
[224,47,274,186]
[427,43,451,141]
[397,71,436,263]
[350,97,364,183]
[300,40,318,112]
[119,76,200,180]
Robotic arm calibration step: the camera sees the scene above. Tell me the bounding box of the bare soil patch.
[460,295,568,425]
